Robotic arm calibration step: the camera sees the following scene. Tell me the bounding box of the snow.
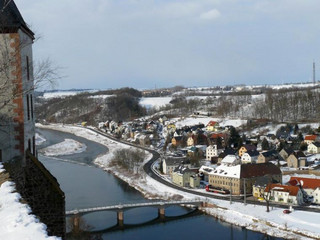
[35,133,46,145]
[140,97,172,109]
[37,124,320,239]
[173,117,247,128]
[0,164,60,240]
[40,90,98,99]
[39,139,87,156]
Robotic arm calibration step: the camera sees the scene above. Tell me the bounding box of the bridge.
[66,200,204,232]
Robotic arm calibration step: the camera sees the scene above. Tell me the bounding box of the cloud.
[200,9,221,20]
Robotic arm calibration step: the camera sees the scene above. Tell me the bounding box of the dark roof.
[240,162,281,178]
[245,149,259,157]
[291,151,306,159]
[254,175,280,187]
[164,157,189,166]
[0,0,34,37]
[311,142,320,147]
[173,165,193,174]
[261,149,278,158]
[281,147,294,155]
[243,144,257,151]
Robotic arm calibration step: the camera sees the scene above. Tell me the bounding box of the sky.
[14,0,320,90]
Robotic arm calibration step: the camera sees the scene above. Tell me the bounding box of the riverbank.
[37,124,320,240]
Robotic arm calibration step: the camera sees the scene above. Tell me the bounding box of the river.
[37,128,282,240]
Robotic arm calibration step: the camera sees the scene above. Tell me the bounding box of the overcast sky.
[15,0,320,90]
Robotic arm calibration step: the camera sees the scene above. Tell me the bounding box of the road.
[89,127,320,213]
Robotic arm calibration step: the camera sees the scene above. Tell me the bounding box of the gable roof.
[0,0,34,37]
[261,149,278,158]
[207,121,218,127]
[241,144,257,151]
[164,157,189,166]
[288,177,320,190]
[240,162,281,178]
[305,135,318,141]
[310,142,320,147]
[265,184,300,196]
[244,149,259,157]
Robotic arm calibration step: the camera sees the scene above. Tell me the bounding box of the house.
[252,176,280,199]
[238,144,257,157]
[241,150,259,164]
[221,155,240,166]
[172,165,199,188]
[304,135,319,145]
[198,166,215,182]
[206,121,219,132]
[208,163,282,195]
[162,156,191,176]
[264,184,304,205]
[307,142,320,154]
[187,135,197,146]
[288,177,320,205]
[206,144,223,161]
[217,148,236,164]
[257,150,280,164]
[209,132,227,146]
[279,147,294,161]
[171,136,184,147]
[287,151,307,169]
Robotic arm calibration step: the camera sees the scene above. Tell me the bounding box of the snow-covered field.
[38,139,87,156]
[0,164,60,240]
[37,124,320,239]
[173,117,247,128]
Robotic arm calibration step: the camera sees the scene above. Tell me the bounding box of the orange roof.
[289,177,320,190]
[265,183,300,196]
[305,135,317,141]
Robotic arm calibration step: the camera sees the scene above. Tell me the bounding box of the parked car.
[283,209,291,214]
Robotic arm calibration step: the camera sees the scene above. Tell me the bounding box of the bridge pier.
[117,211,124,227]
[158,206,165,220]
[73,215,80,233]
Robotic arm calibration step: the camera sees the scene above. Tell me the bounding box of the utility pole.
[244,178,247,205]
[230,178,232,204]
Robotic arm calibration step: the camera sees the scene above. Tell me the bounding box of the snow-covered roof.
[209,164,241,179]
[221,155,238,165]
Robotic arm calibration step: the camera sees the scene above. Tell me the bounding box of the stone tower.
[0,1,65,238]
[0,0,35,163]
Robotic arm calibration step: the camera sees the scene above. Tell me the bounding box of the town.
[97,115,320,208]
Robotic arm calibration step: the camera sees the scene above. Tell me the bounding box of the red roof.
[288,177,320,190]
[207,121,218,127]
[305,135,317,141]
[210,133,225,139]
[265,184,300,196]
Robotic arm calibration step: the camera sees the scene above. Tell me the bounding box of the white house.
[241,150,260,164]
[307,142,320,154]
[221,155,240,166]
[264,184,304,205]
[288,177,320,205]
[206,144,223,161]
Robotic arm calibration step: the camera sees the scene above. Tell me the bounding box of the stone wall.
[4,152,66,239]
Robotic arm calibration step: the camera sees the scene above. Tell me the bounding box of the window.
[32,136,36,155]
[30,95,34,119]
[28,139,31,151]
[26,94,30,120]
[26,56,30,81]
